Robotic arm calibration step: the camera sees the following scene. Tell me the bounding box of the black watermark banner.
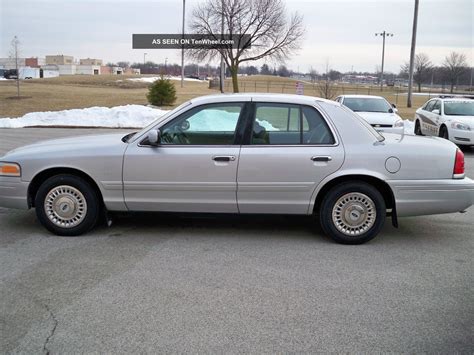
[132,34,251,49]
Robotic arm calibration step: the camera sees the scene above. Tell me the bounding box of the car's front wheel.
[439,126,449,140]
[319,182,386,244]
[35,174,100,236]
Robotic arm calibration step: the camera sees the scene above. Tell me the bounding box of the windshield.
[444,101,474,116]
[127,101,192,142]
[343,98,391,113]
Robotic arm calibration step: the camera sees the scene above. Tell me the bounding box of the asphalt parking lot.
[0,128,473,353]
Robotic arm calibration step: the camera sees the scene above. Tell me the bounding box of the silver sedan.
[1,94,473,244]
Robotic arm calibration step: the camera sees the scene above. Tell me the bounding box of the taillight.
[453,149,465,178]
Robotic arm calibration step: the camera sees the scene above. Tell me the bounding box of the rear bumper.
[388,178,474,217]
[0,176,29,210]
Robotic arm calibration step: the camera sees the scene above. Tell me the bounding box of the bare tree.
[443,52,468,93]
[401,53,433,92]
[189,0,304,92]
[317,60,337,100]
[10,36,20,97]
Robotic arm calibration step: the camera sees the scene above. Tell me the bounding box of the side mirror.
[392,103,397,108]
[432,109,440,115]
[147,129,161,146]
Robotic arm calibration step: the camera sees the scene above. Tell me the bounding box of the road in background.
[0,128,473,353]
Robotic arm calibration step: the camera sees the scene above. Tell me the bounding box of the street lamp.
[181,0,185,88]
[143,52,147,65]
[165,57,168,75]
[375,31,393,91]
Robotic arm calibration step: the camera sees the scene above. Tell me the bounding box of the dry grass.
[1,74,432,119]
[0,75,215,118]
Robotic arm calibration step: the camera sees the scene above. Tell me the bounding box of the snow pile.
[127,76,205,83]
[402,119,414,134]
[0,105,169,128]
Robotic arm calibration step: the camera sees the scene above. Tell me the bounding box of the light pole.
[407,0,419,108]
[143,52,147,66]
[165,57,168,75]
[181,0,185,88]
[219,0,225,93]
[375,31,393,91]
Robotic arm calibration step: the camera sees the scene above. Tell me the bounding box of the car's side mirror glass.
[392,103,397,108]
[432,109,440,115]
[147,129,161,146]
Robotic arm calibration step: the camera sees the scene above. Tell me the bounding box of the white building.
[76,65,101,75]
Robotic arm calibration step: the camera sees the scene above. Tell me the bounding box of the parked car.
[414,97,474,147]
[1,94,473,244]
[335,95,404,133]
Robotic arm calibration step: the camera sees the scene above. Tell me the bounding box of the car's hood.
[1,133,128,160]
[444,115,474,128]
[356,111,401,125]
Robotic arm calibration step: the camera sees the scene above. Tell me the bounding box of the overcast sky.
[1,0,472,73]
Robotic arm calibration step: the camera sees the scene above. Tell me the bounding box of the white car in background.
[414,97,474,147]
[335,95,404,133]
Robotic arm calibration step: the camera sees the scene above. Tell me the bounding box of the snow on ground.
[0,104,413,134]
[127,76,205,83]
[0,105,169,128]
[402,119,414,134]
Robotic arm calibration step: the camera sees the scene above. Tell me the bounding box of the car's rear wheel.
[414,120,423,135]
[319,182,386,244]
[439,126,449,140]
[35,174,100,236]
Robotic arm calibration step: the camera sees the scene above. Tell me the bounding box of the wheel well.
[28,168,104,208]
[313,175,395,214]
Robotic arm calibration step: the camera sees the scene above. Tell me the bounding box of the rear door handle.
[212,155,236,162]
[311,156,332,162]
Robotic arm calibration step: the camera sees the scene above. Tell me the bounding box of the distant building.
[25,57,45,68]
[0,57,26,69]
[45,55,74,65]
[79,58,103,66]
[76,65,101,75]
[101,66,124,75]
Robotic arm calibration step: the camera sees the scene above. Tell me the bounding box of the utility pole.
[181,0,185,88]
[12,36,20,97]
[219,0,225,93]
[407,0,419,108]
[375,31,393,91]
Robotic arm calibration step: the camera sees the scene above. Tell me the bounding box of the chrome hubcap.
[44,185,87,228]
[332,192,376,236]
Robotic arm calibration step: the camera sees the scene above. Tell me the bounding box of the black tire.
[439,126,449,140]
[414,120,423,135]
[319,181,386,244]
[35,174,100,236]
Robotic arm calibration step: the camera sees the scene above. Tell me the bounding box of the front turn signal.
[0,162,21,177]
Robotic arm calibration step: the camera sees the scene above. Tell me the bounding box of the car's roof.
[189,93,340,106]
[438,97,473,102]
[339,94,385,100]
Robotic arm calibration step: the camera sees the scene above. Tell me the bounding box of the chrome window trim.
[246,101,340,147]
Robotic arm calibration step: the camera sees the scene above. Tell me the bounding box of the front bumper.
[449,128,474,145]
[0,176,29,209]
[388,177,474,217]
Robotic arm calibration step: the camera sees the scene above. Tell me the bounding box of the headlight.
[0,162,21,177]
[451,122,471,131]
[393,119,404,128]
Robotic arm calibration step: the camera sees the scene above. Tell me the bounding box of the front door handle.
[212,155,236,162]
[311,156,332,162]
